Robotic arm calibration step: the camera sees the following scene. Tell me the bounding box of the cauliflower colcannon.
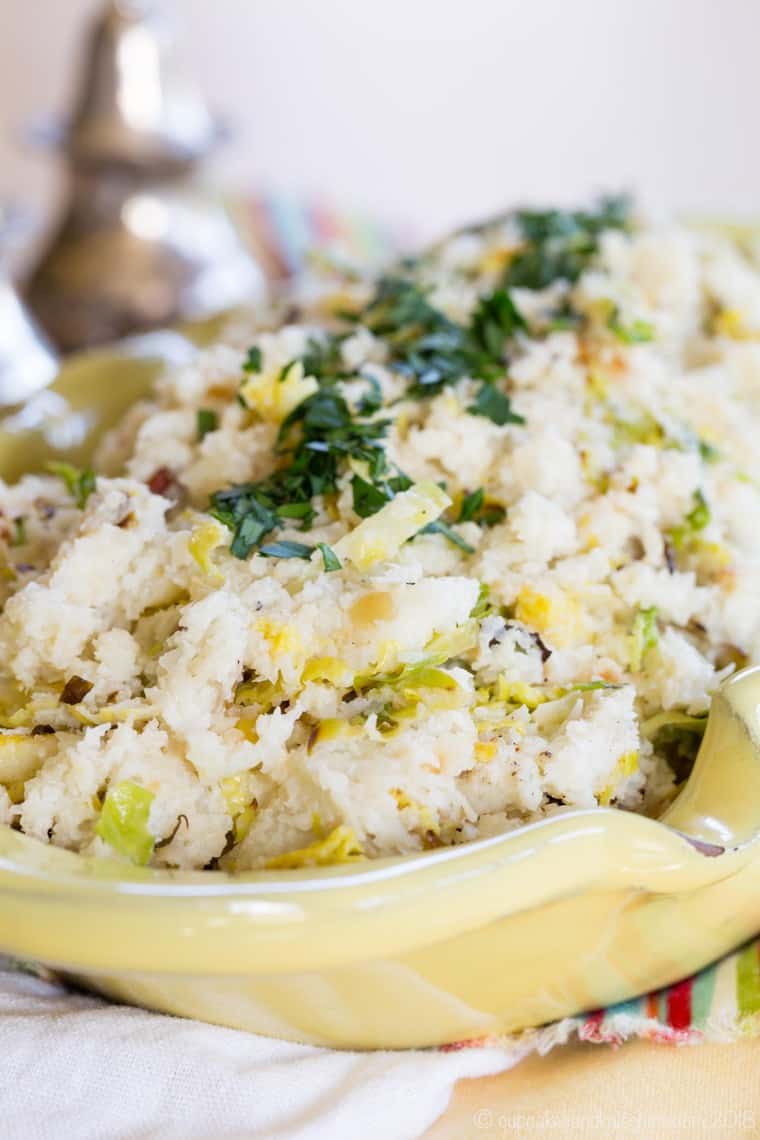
[1,197,758,871]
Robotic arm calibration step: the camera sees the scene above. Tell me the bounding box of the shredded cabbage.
[423,620,479,662]
[265,825,364,869]
[496,678,552,710]
[714,308,758,340]
[515,586,583,647]
[334,480,451,570]
[474,740,498,762]
[0,698,60,730]
[668,490,711,551]
[70,702,159,727]
[391,789,440,837]
[598,750,640,805]
[95,780,155,865]
[0,733,53,783]
[355,660,457,693]
[239,360,319,422]
[220,774,257,843]
[309,718,363,750]
[301,657,352,685]
[629,607,659,672]
[188,519,227,582]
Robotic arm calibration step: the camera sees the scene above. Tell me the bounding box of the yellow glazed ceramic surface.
[2,345,760,1050]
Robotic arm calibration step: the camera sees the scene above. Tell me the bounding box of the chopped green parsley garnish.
[197,408,218,440]
[503,196,631,290]
[258,540,315,560]
[300,335,350,383]
[244,346,262,373]
[210,201,629,562]
[352,473,399,518]
[318,543,342,572]
[420,518,475,554]
[468,288,527,365]
[458,488,485,523]
[468,383,525,426]
[359,277,480,395]
[211,277,524,558]
[210,387,390,558]
[457,488,505,526]
[351,275,529,395]
[356,374,383,414]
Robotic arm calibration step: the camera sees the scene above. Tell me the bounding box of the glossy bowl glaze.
[2,345,760,1049]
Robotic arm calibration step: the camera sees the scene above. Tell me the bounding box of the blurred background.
[2,0,759,375]
[2,0,758,241]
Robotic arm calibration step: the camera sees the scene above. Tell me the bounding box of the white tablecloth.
[0,962,527,1139]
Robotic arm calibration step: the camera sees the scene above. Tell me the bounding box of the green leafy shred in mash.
[629,607,659,672]
[46,461,96,509]
[668,489,711,550]
[95,780,155,866]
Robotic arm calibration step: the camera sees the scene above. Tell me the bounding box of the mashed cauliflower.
[1,197,759,871]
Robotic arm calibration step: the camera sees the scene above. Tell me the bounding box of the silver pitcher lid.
[64,0,222,170]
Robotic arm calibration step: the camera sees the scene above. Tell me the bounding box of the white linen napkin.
[0,961,529,1140]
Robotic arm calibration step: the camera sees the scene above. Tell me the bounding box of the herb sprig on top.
[210,386,391,558]
[501,195,630,290]
[209,198,632,562]
[209,280,527,560]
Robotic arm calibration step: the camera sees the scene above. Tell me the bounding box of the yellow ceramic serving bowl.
[2,340,760,1050]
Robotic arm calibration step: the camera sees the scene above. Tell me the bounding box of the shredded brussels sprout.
[334,481,450,570]
[265,825,364,869]
[95,780,155,865]
[629,607,659,672]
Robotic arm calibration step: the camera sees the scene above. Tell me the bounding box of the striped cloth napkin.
[443,938,760,1058]
[232,190,405,280]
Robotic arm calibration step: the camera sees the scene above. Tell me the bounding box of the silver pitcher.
[25,0,265,353]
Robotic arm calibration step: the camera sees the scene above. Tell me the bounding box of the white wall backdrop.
[1,0,758,240]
